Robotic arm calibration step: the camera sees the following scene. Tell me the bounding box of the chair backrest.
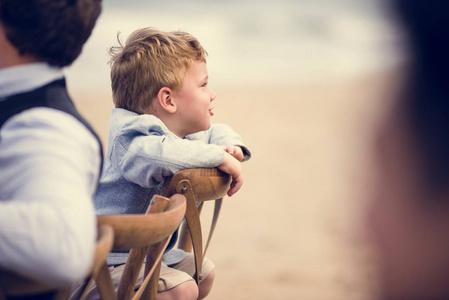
[161,168,231,284]
[162,168,231,202]
[94,194,186,300]
[0,223,114,300]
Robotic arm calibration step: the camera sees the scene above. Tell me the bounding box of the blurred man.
[0,0,102,289]
[367,0,449,299]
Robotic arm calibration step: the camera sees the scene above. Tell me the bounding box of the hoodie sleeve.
[186,123,252,161]
[112,117,225,188]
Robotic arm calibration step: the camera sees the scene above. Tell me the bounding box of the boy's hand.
[223,145,244,162]
[218,152,243,197]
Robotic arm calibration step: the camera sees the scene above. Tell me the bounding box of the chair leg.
[73,277,93,300]
[118,248,147,300]
[133,238,171,300]
[178,220,192,252]
[176,181,203,284]
[141,260,161,300]
[96,263,117,300]
[178,201,204,253]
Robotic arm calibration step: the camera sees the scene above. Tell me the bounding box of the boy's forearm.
[116,134,225,187]
[187,123,252,161]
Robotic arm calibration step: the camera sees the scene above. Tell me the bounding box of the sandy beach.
[71,68,397,299]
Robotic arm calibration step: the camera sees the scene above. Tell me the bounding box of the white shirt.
[0,63,101,286]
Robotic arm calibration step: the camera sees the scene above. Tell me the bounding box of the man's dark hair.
[0,0,102,67]
[395,0,449,189]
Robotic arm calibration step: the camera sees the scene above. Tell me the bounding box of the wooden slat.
[97,195,186,251]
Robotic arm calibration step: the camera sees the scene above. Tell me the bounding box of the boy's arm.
[219,151,243,196]
[114,130,225,188]
[187,123,252,162]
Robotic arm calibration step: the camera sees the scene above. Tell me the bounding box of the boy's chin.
[197,123,211,132]
[185,124,211,135]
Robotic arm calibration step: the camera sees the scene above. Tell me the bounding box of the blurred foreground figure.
[367,0,449,299]
[0,0,102,289]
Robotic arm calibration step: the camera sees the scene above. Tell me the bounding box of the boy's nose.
[210,91,216,101]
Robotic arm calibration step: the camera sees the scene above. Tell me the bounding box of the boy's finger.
[234,149,244,162]
[227,187,236,197]
[227,177,243,197]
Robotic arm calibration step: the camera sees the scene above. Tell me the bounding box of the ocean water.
[66,0,404,93]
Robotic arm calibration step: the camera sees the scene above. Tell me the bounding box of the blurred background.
[66,1,405,299]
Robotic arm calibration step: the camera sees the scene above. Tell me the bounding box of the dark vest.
[0,78,103,177]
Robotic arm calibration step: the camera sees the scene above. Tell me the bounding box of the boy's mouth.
[209,107,214,116]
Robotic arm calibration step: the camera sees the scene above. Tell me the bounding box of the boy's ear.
[157,87,177,114]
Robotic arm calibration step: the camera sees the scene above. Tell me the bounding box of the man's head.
[367,1,449,299]
[0,0,102,67]
[109,27,209,116]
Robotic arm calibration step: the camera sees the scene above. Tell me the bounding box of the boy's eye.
[201,82,208,87]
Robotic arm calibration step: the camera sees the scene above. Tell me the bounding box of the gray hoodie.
[95,108,251,265]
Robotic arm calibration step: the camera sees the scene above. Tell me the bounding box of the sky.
[66,0,404,94]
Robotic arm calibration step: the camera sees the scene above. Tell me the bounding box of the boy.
[367,0,449,299]
[0,0,102,289]
[93,28,251,300]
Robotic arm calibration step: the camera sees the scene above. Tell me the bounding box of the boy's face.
[367,107,449,299]
[172,60,216,137]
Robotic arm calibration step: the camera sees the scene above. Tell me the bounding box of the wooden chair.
[91,194,186,300]
[161,168,231,284]
[0,223,114,300]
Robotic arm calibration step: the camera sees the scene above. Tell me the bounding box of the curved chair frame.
[93,194,186,300]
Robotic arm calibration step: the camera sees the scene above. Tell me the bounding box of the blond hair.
[109,28,207,114]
